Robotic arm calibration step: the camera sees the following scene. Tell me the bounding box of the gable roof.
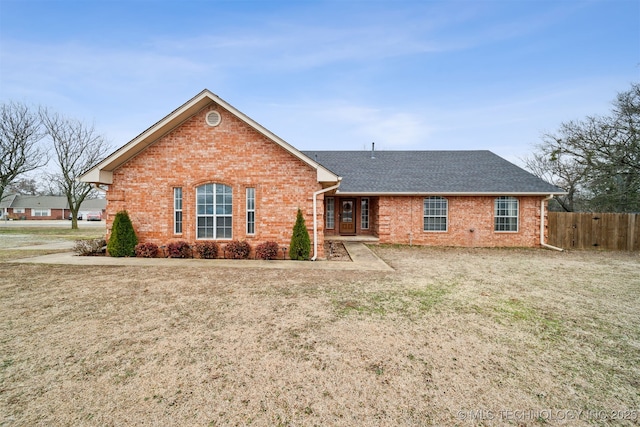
[10,195,69,209]
[0,195,107,210]
[303,150,565,195]
[80,89,339,185]
[0,194,17,209]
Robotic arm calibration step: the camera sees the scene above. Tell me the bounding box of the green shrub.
[194,241,219,259]
[225,240,251,259]
[256,241,280,260]
[107,210,138,257]
[167,241,191,258]
[289,208,310,260]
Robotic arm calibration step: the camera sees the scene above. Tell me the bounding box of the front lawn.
[1,247,638,425]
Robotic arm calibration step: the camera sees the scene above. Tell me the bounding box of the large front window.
[196,183,232,239]
[494,196,518,232]
[424,196,448,231]
[32,209,50,217]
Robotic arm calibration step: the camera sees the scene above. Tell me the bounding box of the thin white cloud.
[320,104,434,148]
[1,0,634,168]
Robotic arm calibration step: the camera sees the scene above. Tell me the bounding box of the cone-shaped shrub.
[289,208,311,260]
[107,210,138,257]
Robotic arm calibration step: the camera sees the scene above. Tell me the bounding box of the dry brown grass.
[0,249,70,263]
[0,227,104,248]
[1,246,639,426]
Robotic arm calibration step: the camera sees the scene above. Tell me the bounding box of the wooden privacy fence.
[548,212,640,251]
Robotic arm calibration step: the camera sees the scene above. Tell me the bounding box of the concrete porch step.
[325,235,380,243]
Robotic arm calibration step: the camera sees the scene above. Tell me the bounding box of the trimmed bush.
[194,241,219,259]
[107,210,138,257]
[167,240,191,258]
[289,208,310,260]
[256,241,280,260]
[73,238,106,256]
[225,240,251,259]
[135,242,159,258]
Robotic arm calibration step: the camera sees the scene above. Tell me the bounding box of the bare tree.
[526,83,640,212]
[523,146,587,212]
[6,177,40,196]
[0,101,48,204]
[40,109,110,229]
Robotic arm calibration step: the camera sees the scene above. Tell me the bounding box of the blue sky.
[1,0,638,166]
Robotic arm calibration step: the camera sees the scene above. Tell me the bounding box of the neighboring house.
[80,89,564,258]
[0,195,106,220]
[0,194,17,219]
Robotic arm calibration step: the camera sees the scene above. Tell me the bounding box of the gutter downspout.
[311,180,342,261]
[541,194,564,251]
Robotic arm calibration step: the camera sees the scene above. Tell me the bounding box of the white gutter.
[540,194,564,251]
[333,191,566,197]
[311,180,342,261]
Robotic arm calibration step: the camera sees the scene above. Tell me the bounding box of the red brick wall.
[6,208,66,220]
[376,195,546,247]
[106,103,325,258]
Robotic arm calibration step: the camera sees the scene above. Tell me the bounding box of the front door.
[339,198,356,235]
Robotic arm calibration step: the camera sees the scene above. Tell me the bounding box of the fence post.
[629,214,637,251]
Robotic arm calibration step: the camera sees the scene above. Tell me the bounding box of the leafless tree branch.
[0,101,48,204]
[40,108,110,228]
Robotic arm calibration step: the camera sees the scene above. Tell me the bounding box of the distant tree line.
[525,82,639,213]
[0,101,110,228]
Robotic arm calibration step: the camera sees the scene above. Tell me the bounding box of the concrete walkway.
[10,242,394,271]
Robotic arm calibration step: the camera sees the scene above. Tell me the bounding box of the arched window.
[423,196,448,231]
[196,183,232,239]
[494,196,518,232]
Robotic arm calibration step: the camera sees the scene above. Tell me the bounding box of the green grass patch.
[334,286,448,318]
[494,298,563,340]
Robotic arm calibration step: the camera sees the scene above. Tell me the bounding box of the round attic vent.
[206,111,221,127]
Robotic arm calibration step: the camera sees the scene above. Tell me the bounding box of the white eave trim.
[79,89,340,185]
[81,169,113,185]
[334,191,568,196]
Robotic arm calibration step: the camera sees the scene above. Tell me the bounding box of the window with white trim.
[196,183,232,239]
[361,198,369,229]
[326,197,335,229]
[14,208,25,214]
[32,208,50,217]
[174,187,182,234]
[423,196,448,231]
[494,196,519,232]
[246,187,255,235]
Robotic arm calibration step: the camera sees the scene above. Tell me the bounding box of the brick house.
[0,195,106,220]
[81,89,564,258]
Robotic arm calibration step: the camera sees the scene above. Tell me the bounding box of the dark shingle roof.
[1,195,106,210]
[302,150,564,194]
[10,195,70,209]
